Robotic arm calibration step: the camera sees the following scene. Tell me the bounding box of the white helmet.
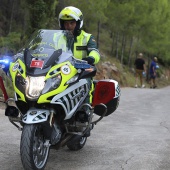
[58,6,83,29]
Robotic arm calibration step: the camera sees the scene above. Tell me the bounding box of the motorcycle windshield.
[16,29,74,75]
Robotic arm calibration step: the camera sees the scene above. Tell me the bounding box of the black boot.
[83,123,94,137]
[83,129,91,137]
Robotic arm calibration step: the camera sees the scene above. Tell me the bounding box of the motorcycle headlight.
[26,76,45,99]
[42,74,61,94]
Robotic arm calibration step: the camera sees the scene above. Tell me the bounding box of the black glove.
[82,56,95,65]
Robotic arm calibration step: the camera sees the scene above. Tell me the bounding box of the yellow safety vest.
[53,30,100,64]
[73,30,91,59]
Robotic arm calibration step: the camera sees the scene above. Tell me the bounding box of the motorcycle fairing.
[38,61,78,103]
[9,59,78,103]
[22,108,50,124]
[10,59,27,102]
[51,79,89,120]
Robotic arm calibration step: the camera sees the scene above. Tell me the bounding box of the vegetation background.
[0,0,170,98]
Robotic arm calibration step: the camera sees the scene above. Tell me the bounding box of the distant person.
[134,53,146,88]
[149,57,158,88]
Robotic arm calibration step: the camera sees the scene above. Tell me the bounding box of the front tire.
[20,124,50,170]
[67,135,87,151]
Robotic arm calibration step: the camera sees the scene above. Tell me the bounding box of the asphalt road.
[0,86,170,170]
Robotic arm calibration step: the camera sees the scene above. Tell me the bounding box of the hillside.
[95,55,170,87]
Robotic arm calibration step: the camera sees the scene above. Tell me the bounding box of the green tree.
[25,0,58,34]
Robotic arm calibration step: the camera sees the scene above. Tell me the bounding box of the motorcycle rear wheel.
[20,124,50,170]
[67,135,87,151]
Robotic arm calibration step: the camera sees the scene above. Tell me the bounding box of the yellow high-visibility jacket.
[72,30,100,64]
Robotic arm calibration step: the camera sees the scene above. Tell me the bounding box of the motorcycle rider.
[58,6,101,136]
[58,6,100,104]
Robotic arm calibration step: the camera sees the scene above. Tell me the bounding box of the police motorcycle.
[2,29,120,170]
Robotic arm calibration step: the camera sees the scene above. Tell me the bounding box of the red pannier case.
[92,79,120,116]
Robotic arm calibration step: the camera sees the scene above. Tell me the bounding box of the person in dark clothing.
[134,53,146,88]
[149,57,158,88]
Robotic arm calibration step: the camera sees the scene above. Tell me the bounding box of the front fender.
[22,108,50,124]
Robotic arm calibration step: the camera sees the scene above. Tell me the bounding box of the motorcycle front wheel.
[20,124,50,170]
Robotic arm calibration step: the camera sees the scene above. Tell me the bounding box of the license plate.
[30,60,44,69]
